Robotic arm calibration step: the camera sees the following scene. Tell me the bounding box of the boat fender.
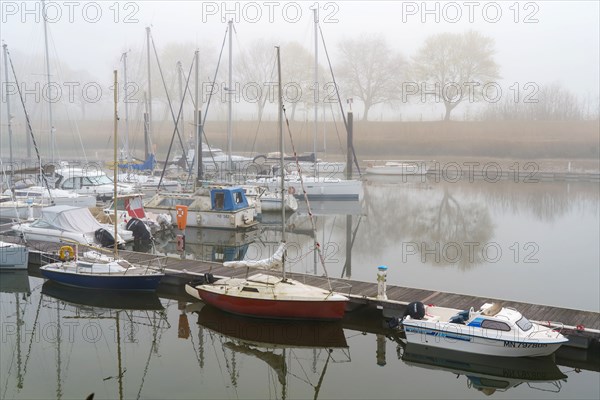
[403,301,425,320]
[288,186,296,195]
[59,245,74,261]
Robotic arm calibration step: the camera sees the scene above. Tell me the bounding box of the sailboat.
[40,70,165,291]
[185,47,349,320]
[246,10,362,201]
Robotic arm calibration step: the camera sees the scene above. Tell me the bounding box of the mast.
[3,44,13,169]
[146,27,153,154]
[177,60,185,140]
[122,52,130,162]
[42,0,55,163]
[277,46,286,279]
[313,7,319,176]
[113,69,119,257]
[227,19,233,173]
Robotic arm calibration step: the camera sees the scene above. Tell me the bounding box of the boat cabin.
[210,187,249,211]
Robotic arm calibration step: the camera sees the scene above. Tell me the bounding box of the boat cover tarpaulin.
[40,205,104,234]
[223,242,285,270]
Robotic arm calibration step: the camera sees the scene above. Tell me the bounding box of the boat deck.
[4,234,598,345]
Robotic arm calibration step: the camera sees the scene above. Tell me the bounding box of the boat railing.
[528,321,565,339]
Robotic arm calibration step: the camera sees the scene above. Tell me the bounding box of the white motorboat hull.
[248,177,362,201]
[403,322,565,357]
[0,241,29,269]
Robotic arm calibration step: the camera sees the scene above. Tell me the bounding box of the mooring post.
[377,265,388,301]
[346,111,353,180]
[376,334,387,366]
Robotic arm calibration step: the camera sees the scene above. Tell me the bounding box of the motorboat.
[11,205,130,248]
[0,241,28,269]
[40,249,165,291]
[144,186,259,230]
[400,302,568,357]
[5,186,97,207]
[52,166,135,201]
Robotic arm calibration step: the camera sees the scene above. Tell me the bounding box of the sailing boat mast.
[113,69,119,257]
[3,44,14,169]
[41,0,55,164]
[122,52,130,163]
[313,7,319,176]
[277,46,286,279]
[227,19,233,173]
[146,27,153,159]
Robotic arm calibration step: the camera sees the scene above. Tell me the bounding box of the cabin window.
[234,192,244,204]
[516,316,533,331]
[480,320,511,332]
[62,178,75,189]
[214,193,225,210]
[241,287,259,293]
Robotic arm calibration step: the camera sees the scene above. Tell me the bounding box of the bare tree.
[337,35,406,121]
[235,39,275,121]
[411,31,500,121]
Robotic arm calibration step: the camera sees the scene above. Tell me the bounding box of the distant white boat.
[0,241,28,270]
[365,160,430,176]
[6,186,97,207]
[51,167,135,201]
[247,171,362,201]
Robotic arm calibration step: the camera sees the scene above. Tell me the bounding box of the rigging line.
[248,54,277,156]
[149,34,189,170]
[318,25,361,176]
[47,28,88,163]
[192,25,230,175]
[6,48,54,203]
[156,52,195,190]
[282,105,333,291]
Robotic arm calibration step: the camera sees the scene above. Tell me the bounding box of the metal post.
[197,110,203,182]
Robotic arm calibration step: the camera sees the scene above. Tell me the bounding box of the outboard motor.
[95,228,115,248]
[126,218,152,241]
[402,301,426,320]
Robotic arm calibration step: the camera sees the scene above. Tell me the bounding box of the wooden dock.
[4,234,599,348]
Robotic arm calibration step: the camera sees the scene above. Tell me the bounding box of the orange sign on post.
[175,205,188,230]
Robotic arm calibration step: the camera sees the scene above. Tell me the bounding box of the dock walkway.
[4,235,599,347]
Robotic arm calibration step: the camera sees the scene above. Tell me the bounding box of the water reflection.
[192,305,350,400]
[398,342,567,396]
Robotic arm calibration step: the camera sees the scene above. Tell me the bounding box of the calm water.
[1,177,599,399]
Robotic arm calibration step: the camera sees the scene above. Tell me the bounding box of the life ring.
[288,186,296,195]
[59,245,74,261]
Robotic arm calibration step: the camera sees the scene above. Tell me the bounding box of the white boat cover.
[223,242,286,270]
[40,205,105,234]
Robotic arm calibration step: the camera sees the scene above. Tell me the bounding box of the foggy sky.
[1,0,599,118]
